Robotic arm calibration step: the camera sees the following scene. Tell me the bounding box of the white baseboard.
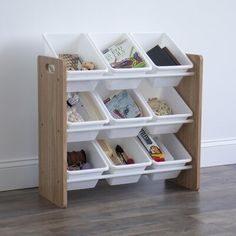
[0,138,236,191]
[0,158,38,191]
[201,137,236,167]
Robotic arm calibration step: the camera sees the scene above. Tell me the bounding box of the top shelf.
[43,32,194,91]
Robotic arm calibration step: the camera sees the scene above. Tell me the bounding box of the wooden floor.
[0,165,236,236]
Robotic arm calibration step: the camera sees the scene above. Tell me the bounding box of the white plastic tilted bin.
[145,134,192,181]
[97,138,152,185]
[67,92,109,142]
[43,33,108,91]
[95,85,153,138]
[88,33,152,90]
[130,32,193,74]
[130,32,193,87]
[67,141,109,190]
[138,81,192,134]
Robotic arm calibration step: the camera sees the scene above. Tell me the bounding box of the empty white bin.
[145,134,192,181]
[67,141,109,190]
[94,85,153,138]
[97,138,152,185]
[43,33,108,91]
[67,92,109,142]
[88,33,151,75]
[130,32,193,74]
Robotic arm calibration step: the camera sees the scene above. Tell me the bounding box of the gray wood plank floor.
[0,165,236,236]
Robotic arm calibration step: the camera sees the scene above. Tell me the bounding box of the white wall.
[0,0,236,190]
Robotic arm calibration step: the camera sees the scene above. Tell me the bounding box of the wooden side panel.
[38,56,67,208]
[171,54,203,191]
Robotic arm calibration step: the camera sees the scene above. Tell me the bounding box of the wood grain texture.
[172,54,203,191]
[1,165,236,236]
[38,56,67,208]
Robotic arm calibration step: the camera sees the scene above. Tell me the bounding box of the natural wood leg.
[38,56,67,208]
[170,54,203,191]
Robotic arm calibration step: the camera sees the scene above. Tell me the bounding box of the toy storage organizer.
[38,33,202,208]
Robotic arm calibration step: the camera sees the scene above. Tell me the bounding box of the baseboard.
[0,158,38,191]
[201,137,236,167]
[0,138,236,191]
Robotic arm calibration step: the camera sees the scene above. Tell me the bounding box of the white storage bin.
[97,138,152,185]
[67,92,109,142]
[138,81,192,122]
[94,86,153,138]
[67,78,99,92]
[130,32,193,75]
[101,76,143,91]
[98,125,144,139]
[43,33,108,91]
[67,141,108,190]
[88,33,152,77]
[147,74,184,88]
[95,85,153,125]
[145,134,192,181]
[146,122,183,135]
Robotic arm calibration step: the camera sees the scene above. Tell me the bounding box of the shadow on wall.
[0,35,44,158]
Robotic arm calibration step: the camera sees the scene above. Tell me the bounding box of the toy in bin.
[147,45,180,67]
[137,129,165,162]
[147,97,172,116]
[103,39,145,69]
[59,54,95,71]
[103,90,142,119]
[67,150,92,171]
[67,92,92,123]
[98,140,135,165]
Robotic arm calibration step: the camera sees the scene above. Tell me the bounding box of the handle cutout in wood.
[46,63,55,73]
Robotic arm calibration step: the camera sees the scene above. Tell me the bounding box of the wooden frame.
[38,56,67,208]
[171,54,203,191]
[38,54,203,208]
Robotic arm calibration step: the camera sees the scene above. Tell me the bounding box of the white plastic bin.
[67,79,98,93]
[145,134,192,181]
[43,33,108,91]
[130,32,193,74]
[98,125,145,139]
[138,81,192,122]
[146,122,183,135]
[67,92,109,142]
[94,85,153,138]
[146,74,184,88]
[67,141,109,190]
[95,85,153,125]
[101,76,143,91]
[97,138,152,185]
[138,81,192,135]
[88,33,152,85]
